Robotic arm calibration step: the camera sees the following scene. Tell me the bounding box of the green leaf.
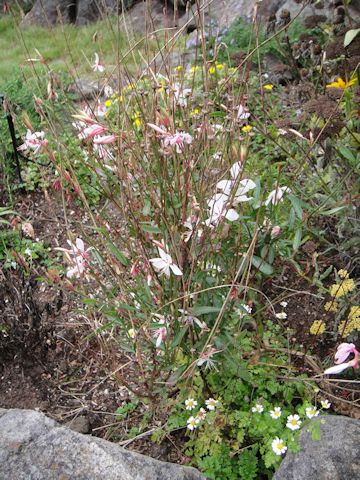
[140,223,162,234]
[339,146,356,163]
[288,194,303,220]
[191,305,222,316]
[171,327,188,347]
[344,28,360,47]
[251,255,274,275]
[106,241,129,266]
[293,228,302,252]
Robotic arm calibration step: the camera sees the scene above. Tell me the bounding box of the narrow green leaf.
[293,228,302,252]
[140,223,162,234]
[107,241,129,266]
[251,255,274,275]
[289,194,303,220]
[191,305,222,316]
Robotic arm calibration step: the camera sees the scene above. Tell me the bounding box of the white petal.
[230,162,242,180]
[216,179,232,195]
[170,263,183,276]
[76,238,85,252]
[233,195,252,204]
[324,362,351,375]
[225,209,239,222]
[158,248,172,264]
[237,179,256,194]
[149,258,166,271]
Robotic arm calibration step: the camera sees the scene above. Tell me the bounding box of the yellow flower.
[338,269,349,279]
[310,320,326,335]
[190,108,200,116]
[216,63,224,70]
[105,99,113,107]
[338,307,360,337]
[324,301,339,312]
[190,66,199,73]
[209,66,216,75]
[174,65,183,71]
[329,279,356,298]
[242,125,253,134]
[263,84,274,90]
[326,76,356,90]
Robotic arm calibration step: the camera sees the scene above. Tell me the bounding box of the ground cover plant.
[0,1,359,478]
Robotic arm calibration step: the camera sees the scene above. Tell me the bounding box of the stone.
[0,408,206,480]
[274,415,360,480]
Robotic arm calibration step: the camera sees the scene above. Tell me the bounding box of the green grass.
[0,13,141,87]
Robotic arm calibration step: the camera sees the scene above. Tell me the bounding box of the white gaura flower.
[272,437,287,456]
[149,247,183,277]
[205,194,239,227]
[236,103,251,120]
[187,416,200,431]
[280,301,288,308]
[305,406,319,419]
[270,407,282,419]
[265,186,291,206]
[173,83,192,107]
[251,403,264,413]
[185,398,198,411]
[286,414,302,430]
[92,52,105,72]
[275,311,287,320]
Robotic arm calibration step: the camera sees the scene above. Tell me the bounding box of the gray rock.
[274,415,360,480]
[0,408,206,480]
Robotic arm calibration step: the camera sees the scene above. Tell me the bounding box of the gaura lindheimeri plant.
[324,343,359,375]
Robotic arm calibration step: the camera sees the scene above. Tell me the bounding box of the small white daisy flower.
[196,408,207,421]
[275,312,287,319]
[320,399,331,409]
[185,398,198,411]
[306,406,319,419]
[286,414,302,431]
[280,301,288,308]
[272,437,287,456]
[251,403,264,413]
[205,398,219,411]
[187,416,200,431]
[270,407,282,419]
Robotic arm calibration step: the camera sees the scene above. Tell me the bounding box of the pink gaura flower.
[163,131,193,153]
[93,134,116,144]
[79,123,106,140]
[153,326,167,347]
[18,129,48,154]
[324,343,359,375]
[147,123,192,153]
[92,52,105,73]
